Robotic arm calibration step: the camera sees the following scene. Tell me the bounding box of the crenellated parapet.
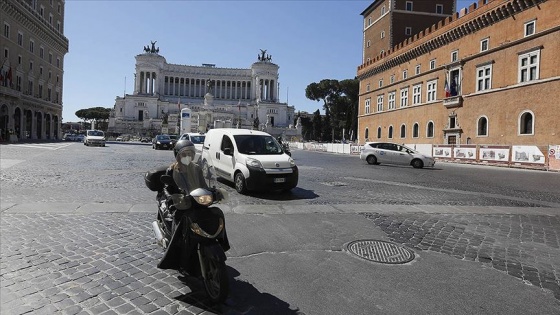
[357,0,548,80]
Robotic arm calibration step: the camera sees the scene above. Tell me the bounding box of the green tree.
[305,78,358,142]
[312,110,322,141]
[75,107,111,131]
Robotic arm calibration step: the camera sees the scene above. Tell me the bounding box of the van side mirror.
[223,147,233,156]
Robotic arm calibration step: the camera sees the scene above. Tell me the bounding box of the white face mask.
[180,156,192,165]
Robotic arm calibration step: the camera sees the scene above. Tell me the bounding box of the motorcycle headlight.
[246,157,263,169]
[193,194,213,206]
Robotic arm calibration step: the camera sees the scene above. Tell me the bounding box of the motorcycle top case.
[144,165,169,191]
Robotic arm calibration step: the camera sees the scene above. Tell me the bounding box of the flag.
[237,99,241,112]
[444,78,451,98]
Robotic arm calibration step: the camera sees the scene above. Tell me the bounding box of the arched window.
[427,121,434,138]
[400,124,406,138]
[377,127,382,139]
[477,116,488,136]
[364,128,369,141]
[519,111,534,135]
[413,123,419,138]
[388,126,393,139]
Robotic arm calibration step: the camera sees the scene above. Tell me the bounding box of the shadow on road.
[174,267,303,314]
[216,178,319,201]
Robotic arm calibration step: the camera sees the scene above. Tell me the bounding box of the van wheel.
[234,172,247,194]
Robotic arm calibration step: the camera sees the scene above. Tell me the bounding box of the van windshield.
[234,135,283,155]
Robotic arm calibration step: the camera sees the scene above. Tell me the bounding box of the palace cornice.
[2,0,69,54]
[357,0,547,81]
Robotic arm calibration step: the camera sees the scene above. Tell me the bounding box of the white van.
[201,128,298,194]
[83,130,106,147]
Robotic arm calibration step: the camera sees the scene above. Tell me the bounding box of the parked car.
[169,135,178,147]
[75,134,85,142]
[62,134,76,141]
[152,134,172,150]
[83,130,106,147]
[140,137,151,143]
[360,142,435,169]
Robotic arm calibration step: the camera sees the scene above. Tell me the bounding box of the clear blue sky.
[62,0,474,122]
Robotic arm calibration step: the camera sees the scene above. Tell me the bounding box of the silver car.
[360,142,435,169]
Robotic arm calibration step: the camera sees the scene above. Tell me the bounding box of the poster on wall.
[479,145,509,163]
[453,145,477,160]
[433,145,453,159]
[512,146,545,165]
[548,145,560,171]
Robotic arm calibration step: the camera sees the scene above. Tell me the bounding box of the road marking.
[0,159,25,170]
[3,143,74,150]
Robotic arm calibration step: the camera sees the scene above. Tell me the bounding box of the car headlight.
[157,141,161,144]
[246,157,263,169]
[289,157,296,167]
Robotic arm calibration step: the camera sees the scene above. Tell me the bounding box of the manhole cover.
[345,240,415,264]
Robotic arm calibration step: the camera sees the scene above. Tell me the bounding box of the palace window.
[17,32,23,46]
[400,124,406,138]
[405,27,412,36]
[415,65,421,75]
[519,111,534,135]
[427,121,434,138]
[390,75,394,84]
[400,88,408,107]
[412,84,422,105]
[381,5,386,15]
[29,39,34,53]
[3,48,7,59]
[480,38,489,52]
[430,59,436,70]
[427,80,437,102]
[524,20,536,37]
[518,50,540,83]
[365,128,369,140]
[436,4,443,14]
[448,68,461,96]
[451,50,458,62]
[381,31,385,39]
[366,83,370,92]
[388,126,394,139]
[406,1,413,11]
[388,91,396,109]
[477,116,488,136]
[377,127,382,139]
[365,98,371,114]
[377,95,384,112]
[379,79,383,88]
[403,70,408,79]
[3,23,9,39]
[40,46,44,59]
[476,64,492,91]
[413,123,419,138]
[367,40,371,48]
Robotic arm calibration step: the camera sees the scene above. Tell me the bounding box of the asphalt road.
[1,141,559,314]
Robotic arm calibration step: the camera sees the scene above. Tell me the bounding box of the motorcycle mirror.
[160,175,174,186]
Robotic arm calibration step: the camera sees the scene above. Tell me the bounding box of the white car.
[360,142,435,169]
[83,130,106,147]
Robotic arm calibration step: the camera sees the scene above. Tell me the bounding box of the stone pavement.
[1,202,560,314]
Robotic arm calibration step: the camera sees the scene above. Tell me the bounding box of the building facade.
[357,0,560,153]
[1,0,69,141]
[108,45,302,140]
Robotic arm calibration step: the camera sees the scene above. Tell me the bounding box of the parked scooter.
[144,140,230,304]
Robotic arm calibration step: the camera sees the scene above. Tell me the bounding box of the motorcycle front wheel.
[203,256,229,304]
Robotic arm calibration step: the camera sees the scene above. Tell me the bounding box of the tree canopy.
[304,78,359,142]
[75,107,111,130]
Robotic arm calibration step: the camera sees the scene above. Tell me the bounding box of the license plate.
[274,177,285,183]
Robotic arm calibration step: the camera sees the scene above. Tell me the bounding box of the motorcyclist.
[158,140,230,271]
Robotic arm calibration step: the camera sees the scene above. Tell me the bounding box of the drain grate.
[346,240,415,264]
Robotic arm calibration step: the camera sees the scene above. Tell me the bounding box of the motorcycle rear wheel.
[203,256,229,304]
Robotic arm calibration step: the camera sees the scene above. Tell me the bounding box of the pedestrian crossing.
[1,142,75,150]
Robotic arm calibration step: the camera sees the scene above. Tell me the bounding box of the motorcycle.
[283,143,292,157]
[144,155,230,304]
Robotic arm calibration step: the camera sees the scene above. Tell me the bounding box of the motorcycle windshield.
[172,152,215,194]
